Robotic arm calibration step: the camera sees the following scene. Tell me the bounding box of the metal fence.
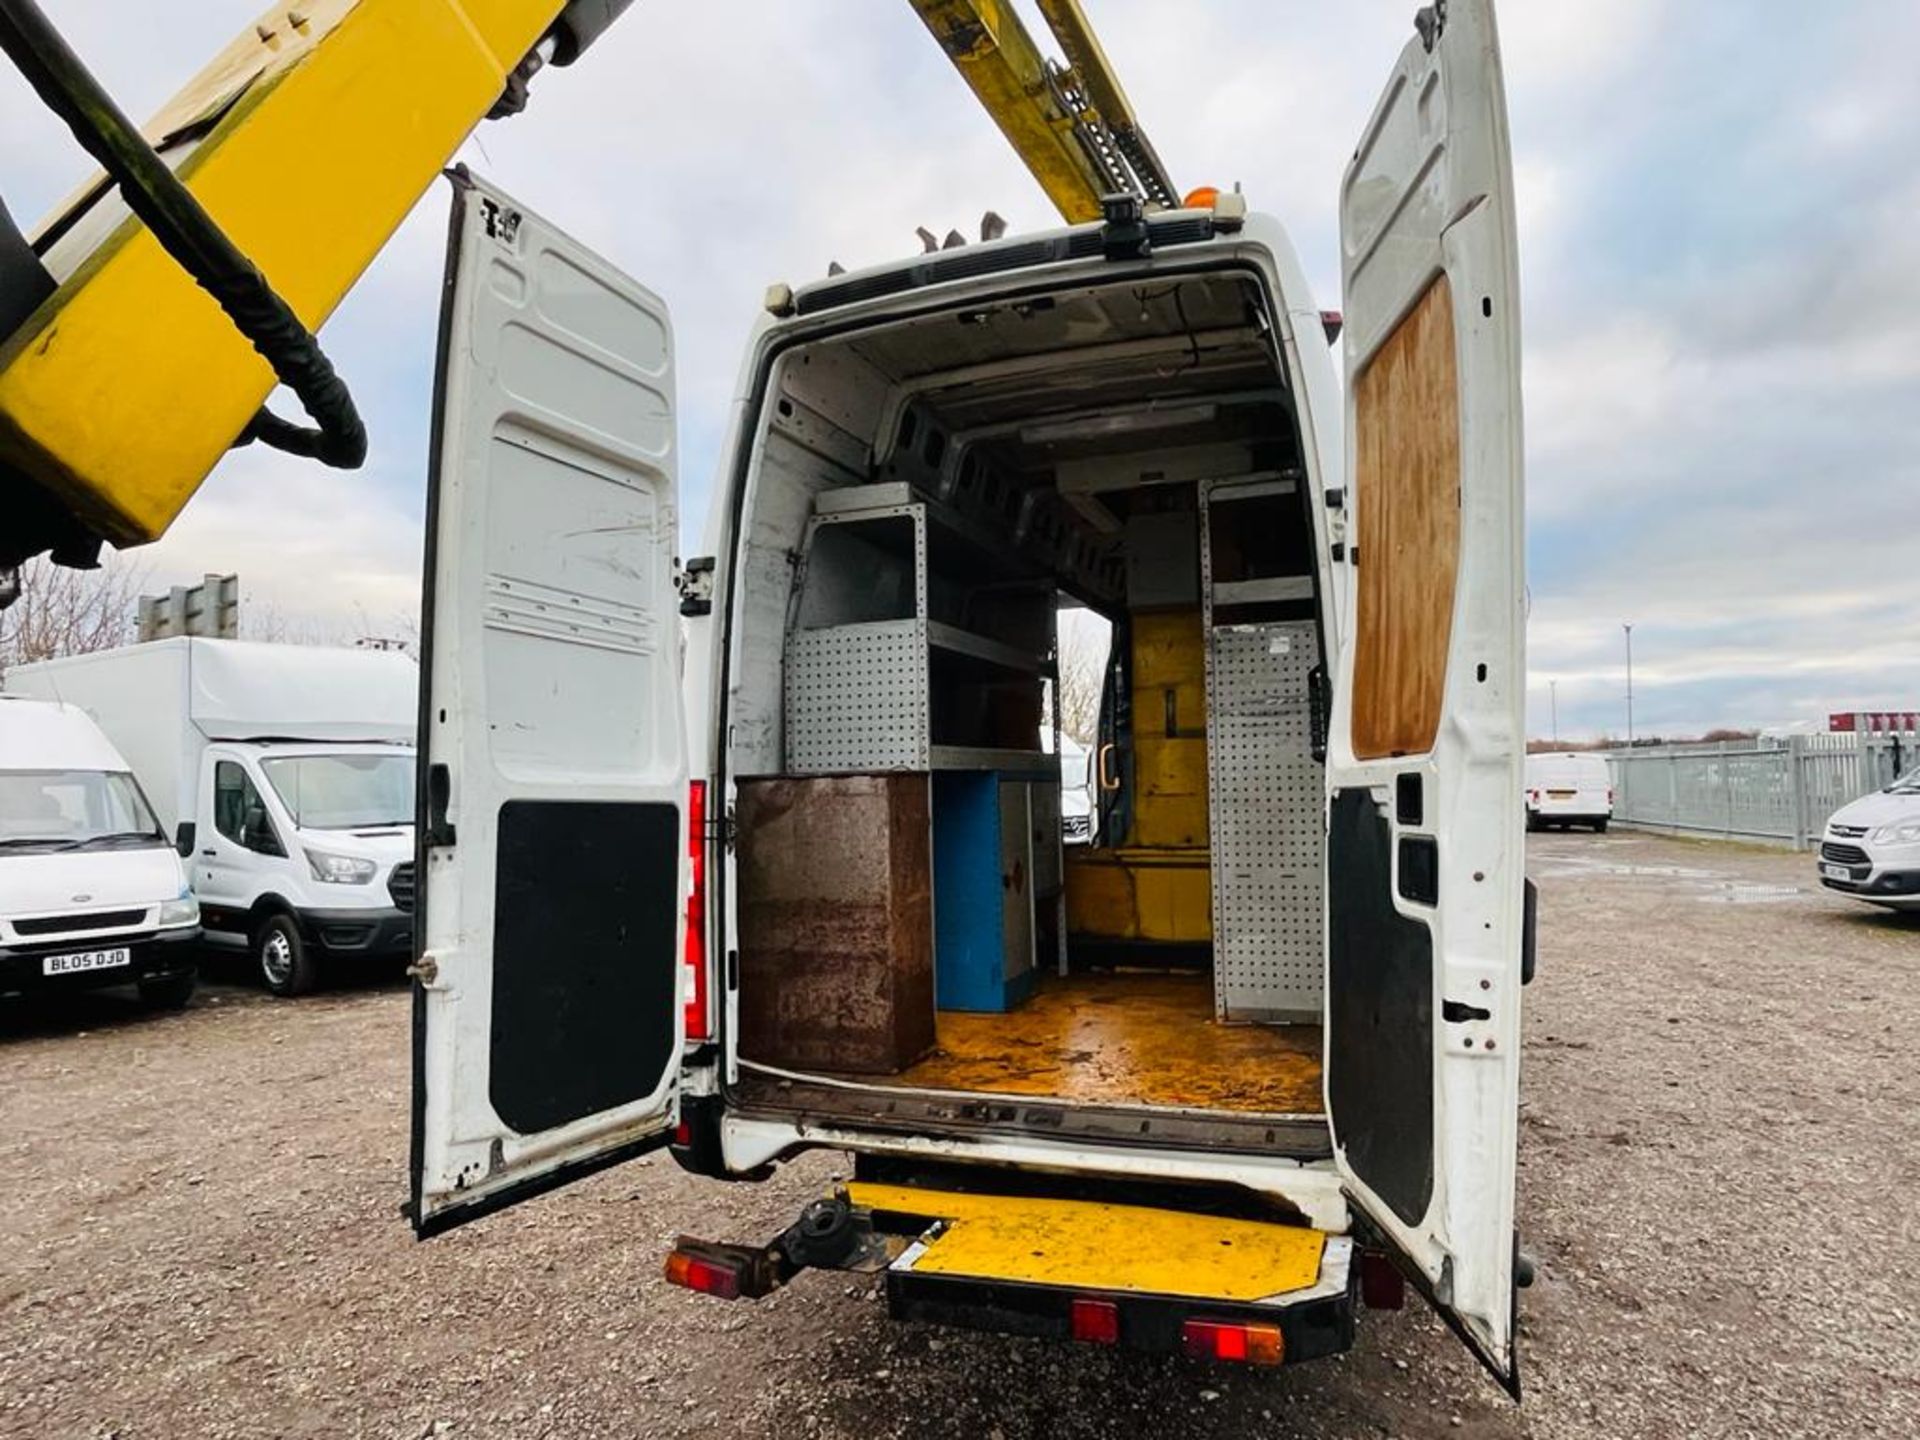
[1603,729,1918,850]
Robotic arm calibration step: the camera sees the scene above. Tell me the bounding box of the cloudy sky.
[5,1,1917,739]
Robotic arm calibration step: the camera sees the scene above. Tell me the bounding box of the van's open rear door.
[410,170,687,1236]
[1323,1,1526,1394]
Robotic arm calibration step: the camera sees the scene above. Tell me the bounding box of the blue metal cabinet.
[932,772,1036,1012]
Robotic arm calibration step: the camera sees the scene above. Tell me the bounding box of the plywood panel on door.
[1351,275,1461,760]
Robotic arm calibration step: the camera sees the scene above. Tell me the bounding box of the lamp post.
[1623,623,1635,745]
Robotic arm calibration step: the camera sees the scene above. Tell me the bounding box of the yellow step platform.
[848,1182,1327,1301]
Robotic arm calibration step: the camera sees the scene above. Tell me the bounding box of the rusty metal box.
[736,774,935,1074]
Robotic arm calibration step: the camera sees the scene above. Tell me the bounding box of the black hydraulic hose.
[0,0,366,468]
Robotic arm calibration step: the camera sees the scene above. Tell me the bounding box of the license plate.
[1547,789,1576,799]
[1821,864,1851,881]
[42,947,132,977]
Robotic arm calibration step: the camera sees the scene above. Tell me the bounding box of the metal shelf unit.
[1200,476,1325,1024]
[784,497,1053,777]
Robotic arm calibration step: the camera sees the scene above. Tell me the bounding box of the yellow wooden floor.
[879,971,1324,1115]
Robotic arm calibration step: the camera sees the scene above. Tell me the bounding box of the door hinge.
[1415,1,1448,52]
[708,805,738,853]
[678,555,716,617]
[407,950,442,987]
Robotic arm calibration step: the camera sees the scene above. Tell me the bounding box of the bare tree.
[241,598,349,648]
[1055,624,1109,745]
[0,556,146,676]
[241,597,419,656]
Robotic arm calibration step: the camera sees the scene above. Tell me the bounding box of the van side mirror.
[241,805,283,857]
[174,821,196,858]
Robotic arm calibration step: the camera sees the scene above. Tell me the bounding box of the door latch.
[425,762,456,847]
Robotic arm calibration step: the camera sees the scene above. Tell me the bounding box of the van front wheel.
[255,915,317,997]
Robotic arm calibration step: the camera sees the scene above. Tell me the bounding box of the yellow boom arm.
[0,0,1170,573]
[0,0,579,560]
[909,0,1176,223]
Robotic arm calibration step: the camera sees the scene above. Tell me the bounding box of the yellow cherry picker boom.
[0,0,1178,598]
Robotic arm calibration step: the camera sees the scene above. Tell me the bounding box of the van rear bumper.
[886,1263,1355,1365]
[0,926,199,995]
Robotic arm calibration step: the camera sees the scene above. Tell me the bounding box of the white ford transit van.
[0,697,199,1008]
[410,0,1532,1394]
[1819,763,1920,910]
[7,639,418,995]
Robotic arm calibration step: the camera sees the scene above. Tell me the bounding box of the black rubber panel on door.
[490,798,679,1135]
[1327,787,1435,1228]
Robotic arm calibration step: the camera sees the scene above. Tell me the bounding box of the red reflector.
[1359,1251,1406,1310]
[1070,1298,1120,1345]
[664,1250,740,1300]
[683,780,709,1042]
[1182,1319,1282,1366]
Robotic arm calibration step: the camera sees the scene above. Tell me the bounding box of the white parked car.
[1818,765,1920,911]
[1524,752,1613,833]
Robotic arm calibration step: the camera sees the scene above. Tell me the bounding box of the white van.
[6,639,417,995]
[1523,752,1612,832]
[1058,736,1094,843]
[0,697,200,1008]
[410,1,1530,1393]
[1818,763,1920,910]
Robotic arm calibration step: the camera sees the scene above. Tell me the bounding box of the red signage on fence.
[1829,711,1920,733]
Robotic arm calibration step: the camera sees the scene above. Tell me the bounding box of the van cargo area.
[721,266,1331,1153]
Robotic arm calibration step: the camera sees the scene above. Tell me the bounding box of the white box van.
[1523,752,1612,832]
[7,639,417,995]
[409,1,1532,1394]
[0,697,200,1008]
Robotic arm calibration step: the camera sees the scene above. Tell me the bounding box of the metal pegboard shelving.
[784,495,1051,776]
[1200,476,1324,1024]
[786,620,931,772]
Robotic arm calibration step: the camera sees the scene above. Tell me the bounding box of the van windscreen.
[0,769,164,851]
[261,753,414,830]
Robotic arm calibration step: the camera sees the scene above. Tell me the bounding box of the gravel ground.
[1,831,1916,1439]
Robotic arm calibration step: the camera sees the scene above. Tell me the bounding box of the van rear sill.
[728,1073,1332,1161]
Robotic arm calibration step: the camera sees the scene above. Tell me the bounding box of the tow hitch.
[664,1194,895,1301]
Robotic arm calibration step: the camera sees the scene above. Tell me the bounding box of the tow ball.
[664,1194,894,1301]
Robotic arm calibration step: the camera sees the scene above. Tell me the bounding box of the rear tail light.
[683,779,709,1042]
[664,1248,741,1299]
[1181,1318,1283,1366]
[1608,787,1616,805]
[1070,1297,1120,1345]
